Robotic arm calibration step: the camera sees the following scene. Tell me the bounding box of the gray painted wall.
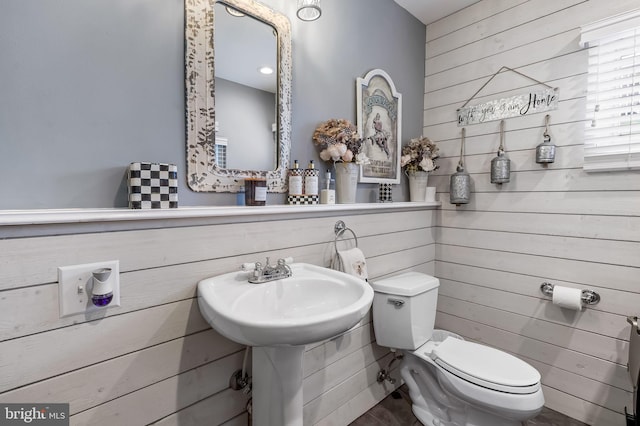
[215,77,276,171]
[0,0,425,209]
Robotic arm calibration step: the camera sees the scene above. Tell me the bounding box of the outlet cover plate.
[58,260,120,318]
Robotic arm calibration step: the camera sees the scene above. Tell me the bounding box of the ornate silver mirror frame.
[185,0,292,192]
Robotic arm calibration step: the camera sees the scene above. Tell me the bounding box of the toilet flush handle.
[387,298,405,307]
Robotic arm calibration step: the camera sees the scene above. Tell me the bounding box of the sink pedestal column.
[252,345,305,426]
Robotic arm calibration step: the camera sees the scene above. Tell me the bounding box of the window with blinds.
[214,137,228,169]
[580,9,640,172]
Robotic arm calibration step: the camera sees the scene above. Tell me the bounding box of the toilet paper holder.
[540,282,601,305]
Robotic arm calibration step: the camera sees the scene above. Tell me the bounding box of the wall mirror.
[185,0,292,193]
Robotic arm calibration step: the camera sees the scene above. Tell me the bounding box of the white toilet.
[370,271,544,426]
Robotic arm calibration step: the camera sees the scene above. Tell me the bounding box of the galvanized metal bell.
[537,115,556,164]
[491,120,510,184]
[450,128,470,206]
[450,164,470,206]
[536,133,556,163]
[491,148,510,184]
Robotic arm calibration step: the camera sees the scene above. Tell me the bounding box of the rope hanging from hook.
[458,128,466,168]
[499,120,505,152]
[544,114,551,137]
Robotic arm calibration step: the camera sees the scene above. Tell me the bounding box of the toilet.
[370,271,544,426]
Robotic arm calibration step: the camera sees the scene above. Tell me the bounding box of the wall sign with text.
[457,88,559,126]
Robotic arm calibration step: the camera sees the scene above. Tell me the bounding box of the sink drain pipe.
[230,346,252,391]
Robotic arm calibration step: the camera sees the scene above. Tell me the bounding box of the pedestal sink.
[197,263,374,426]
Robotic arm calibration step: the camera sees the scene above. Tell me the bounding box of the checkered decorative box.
[128,162,178,209]
[379,183,393,202]
[287,194,319,205]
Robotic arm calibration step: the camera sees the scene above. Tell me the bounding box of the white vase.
[334,162,359,204]
[408,171,429,202]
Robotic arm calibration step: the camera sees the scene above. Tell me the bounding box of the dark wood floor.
[349,386,589,426]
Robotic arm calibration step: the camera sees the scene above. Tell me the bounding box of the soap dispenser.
[289,160,303,196]
[304,160,319,196]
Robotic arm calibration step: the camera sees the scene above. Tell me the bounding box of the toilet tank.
[370,272,439,350]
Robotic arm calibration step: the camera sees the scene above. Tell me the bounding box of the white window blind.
[580,9,640,172]
[214,137,228,169]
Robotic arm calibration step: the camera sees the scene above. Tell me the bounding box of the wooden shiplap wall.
[424,0,640,424]
[0,209,435,425]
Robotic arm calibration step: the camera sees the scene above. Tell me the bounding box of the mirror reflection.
[185,0,292,193]
[214,2,277,171]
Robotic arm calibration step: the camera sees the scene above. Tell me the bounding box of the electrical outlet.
[58,260,120,317]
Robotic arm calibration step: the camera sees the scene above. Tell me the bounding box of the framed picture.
[356,69,402,184]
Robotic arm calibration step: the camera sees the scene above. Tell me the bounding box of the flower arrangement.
[312,119,368,164]
[401,136,440,173]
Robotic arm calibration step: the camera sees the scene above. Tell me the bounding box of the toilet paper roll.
[552,285,583,310]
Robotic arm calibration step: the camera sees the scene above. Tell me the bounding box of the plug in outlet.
[58,260,120,317]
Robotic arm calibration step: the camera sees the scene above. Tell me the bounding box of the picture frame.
[356,69,402,184]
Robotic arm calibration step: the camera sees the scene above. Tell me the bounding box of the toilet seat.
[415,337,541,394]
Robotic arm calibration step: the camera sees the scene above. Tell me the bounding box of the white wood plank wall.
[423,1,640,424]
[0,210,435,425]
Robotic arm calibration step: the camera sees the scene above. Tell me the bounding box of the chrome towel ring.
[334,220,358,256]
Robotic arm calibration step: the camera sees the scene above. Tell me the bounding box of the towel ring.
[334,220,358,255]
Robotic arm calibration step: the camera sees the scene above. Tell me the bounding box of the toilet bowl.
[370,272,544,426]
[403,337,544,425]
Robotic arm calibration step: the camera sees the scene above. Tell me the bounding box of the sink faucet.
[248,257,293,284]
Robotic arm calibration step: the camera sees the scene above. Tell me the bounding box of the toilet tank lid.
[370,271,439,296]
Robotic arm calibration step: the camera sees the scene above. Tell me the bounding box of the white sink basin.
[198,262,374,425]
[197,262,373,347]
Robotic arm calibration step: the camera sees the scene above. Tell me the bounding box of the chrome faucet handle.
[279,257,291,266]
[240,262,257,272]
[277,258,292,273]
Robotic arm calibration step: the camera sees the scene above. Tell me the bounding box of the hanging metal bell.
[536,134,556,163]
[450,164,470,206]
[491,148,510,184]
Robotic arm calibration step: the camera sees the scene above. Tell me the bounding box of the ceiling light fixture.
[297,0,321,21]
[259,66,274,75]
[225,6,245,17]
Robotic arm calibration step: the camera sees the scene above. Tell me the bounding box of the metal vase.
[536,134,556,163]
[450,164,470,205]
[490,149,510,184]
